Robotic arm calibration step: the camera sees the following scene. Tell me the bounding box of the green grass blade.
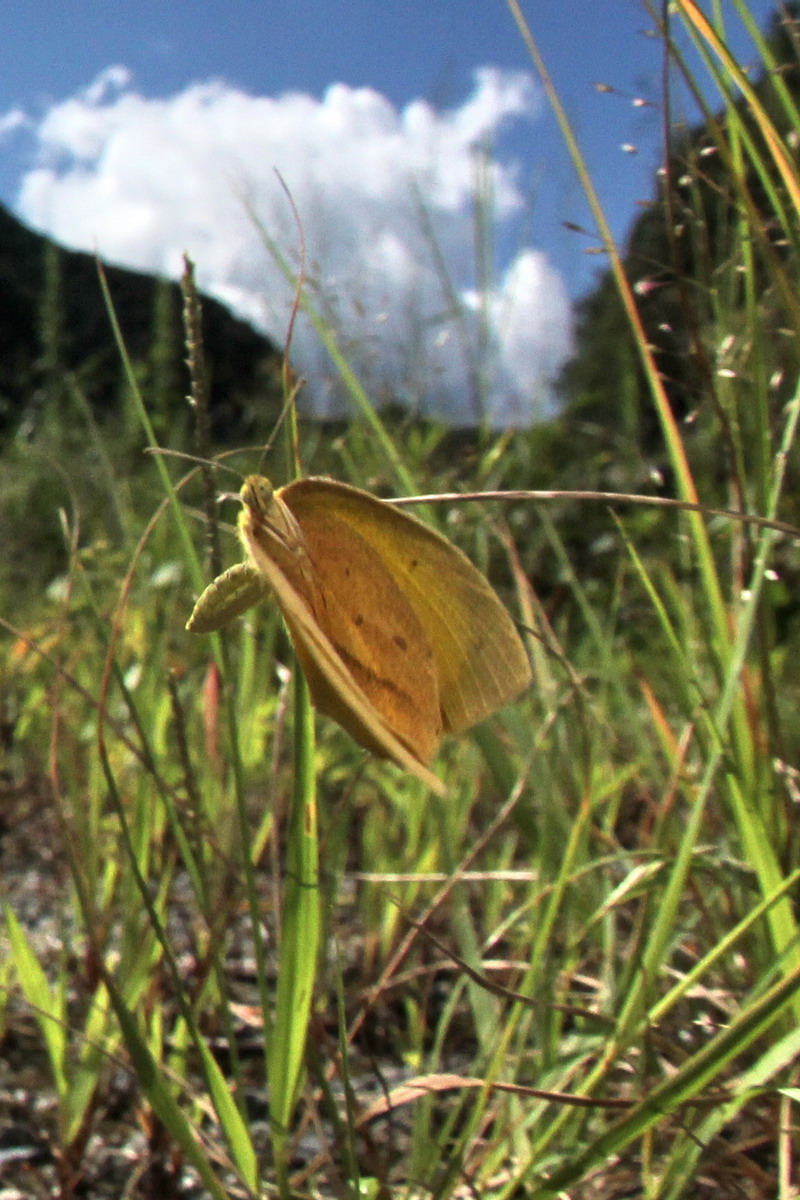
[99,965,241,1200]
[524,959,800,1197]
[4,905,68,1098]
[268,671,321,1192]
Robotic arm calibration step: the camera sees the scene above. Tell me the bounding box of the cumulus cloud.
[11,66,572,426]
[0,108,28,138]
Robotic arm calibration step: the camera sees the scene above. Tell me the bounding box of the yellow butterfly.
[187,476,531,793]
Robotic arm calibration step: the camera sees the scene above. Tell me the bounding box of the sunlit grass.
[2,2,800,1197]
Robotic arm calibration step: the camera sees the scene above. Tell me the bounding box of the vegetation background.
[2,2,800,1197]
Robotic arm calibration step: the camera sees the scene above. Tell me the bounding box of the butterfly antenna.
[146,447,243,478]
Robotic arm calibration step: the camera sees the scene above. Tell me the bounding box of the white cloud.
[0,108,29,138]
[12,67,572,426]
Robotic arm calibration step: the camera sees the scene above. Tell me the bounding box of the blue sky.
[0,1,782,424]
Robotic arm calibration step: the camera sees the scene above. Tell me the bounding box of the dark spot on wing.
[393,635,407,651]
[334,642,406,699]
[354,614,364,627]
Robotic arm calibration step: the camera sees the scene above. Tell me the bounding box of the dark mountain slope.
[0,204,282,442]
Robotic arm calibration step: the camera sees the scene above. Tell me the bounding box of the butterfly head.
[240,475,276,519]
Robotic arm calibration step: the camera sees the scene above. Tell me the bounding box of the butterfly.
[188,476,531,792]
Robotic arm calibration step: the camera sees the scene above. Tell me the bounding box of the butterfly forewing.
[281,479,532,733]
[238,479,445,790]
[286,508,443,761]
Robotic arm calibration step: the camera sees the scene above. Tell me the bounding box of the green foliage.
[3,4,800,1196]
[0,205,284,605]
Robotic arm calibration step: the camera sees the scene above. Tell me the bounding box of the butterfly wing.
[279,600,445,794]
[239,479,445,793]
[286,508,443,761]
[281,478,532,734]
